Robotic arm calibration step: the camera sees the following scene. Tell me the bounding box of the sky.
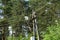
[25,0,29,1]
[0,3,4,19]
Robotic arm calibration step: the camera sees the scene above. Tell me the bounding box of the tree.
[29,0,60,40]
[1,0,60,40]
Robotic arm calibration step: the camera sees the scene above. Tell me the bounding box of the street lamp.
[23,0,29,38]
[24,16,29,21]
[8,26,12,30]
[24,16,29,38]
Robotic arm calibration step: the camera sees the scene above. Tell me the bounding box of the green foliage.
[7,34,31,40]
[42,24,60,40]
[1,0,60,40]
[2,0,59,30]
[29,0,60,32]
[18,33,31,40]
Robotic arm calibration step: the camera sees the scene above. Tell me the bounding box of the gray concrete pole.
[32,10,39,40]
[32,10,35,40]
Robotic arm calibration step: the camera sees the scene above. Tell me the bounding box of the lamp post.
[21,0,39,40]
[21,0,29,38]
[24,13,29,38]
[23,0,39,40]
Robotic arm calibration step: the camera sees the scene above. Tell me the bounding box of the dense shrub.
[42,24,60,40]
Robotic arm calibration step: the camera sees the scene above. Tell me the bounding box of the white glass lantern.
[8,26,12,29]
[24,16,29,20]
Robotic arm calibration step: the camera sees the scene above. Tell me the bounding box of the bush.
[42,24,60,40]
[7,33,31,40]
